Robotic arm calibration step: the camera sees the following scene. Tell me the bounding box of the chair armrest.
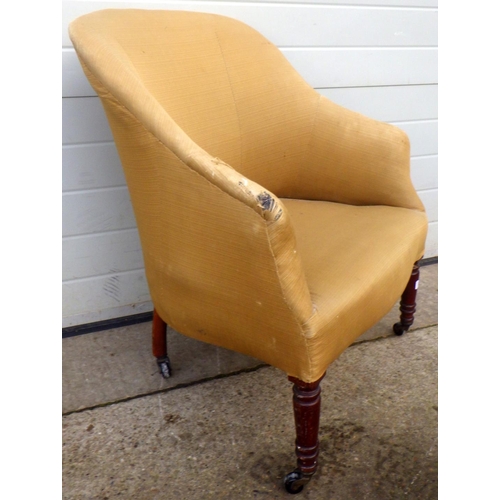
[184,150,315,328]
[295,95,425,211]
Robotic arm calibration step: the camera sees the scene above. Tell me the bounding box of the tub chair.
[69,9,427,493]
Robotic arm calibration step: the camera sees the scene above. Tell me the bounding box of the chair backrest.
[70,9,319,197]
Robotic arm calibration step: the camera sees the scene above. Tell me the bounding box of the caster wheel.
[157,356,172,378]
[284,469,311,494]
[393,322,407,336]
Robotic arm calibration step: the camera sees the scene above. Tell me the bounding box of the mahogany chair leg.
[284,374,325,494]
[152,308,171,378]
[393,260,421,336]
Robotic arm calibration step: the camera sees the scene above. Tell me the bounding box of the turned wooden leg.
[152,308,171,378]
[393,260,421,336]
[284,374,325,494]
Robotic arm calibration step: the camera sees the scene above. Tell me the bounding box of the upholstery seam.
[262,226,314,379]
[212,17,244,173]
[296,93,322,191]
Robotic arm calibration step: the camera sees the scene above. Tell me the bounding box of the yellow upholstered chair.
[69,10,427,493]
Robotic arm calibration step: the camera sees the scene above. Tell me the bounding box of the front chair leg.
[284,374,325,494]
[393,260,421,336]
[152,309,171,378]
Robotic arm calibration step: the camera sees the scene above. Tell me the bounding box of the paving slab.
[63,323,264,414]
[63,326,438,500]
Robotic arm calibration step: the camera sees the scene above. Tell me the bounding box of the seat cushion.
[282,198,428,377]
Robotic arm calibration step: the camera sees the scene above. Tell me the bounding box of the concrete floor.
[62,264,437,499]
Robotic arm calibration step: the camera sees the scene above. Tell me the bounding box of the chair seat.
[282,198,428,373]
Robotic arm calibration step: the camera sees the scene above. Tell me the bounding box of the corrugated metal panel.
[62,188,137,237]
[63,143,125,191]
[62,1,438,49]
[319,84,437,122]
[63,229,144,281]
[410,156,438,191]
[63,270,152,327]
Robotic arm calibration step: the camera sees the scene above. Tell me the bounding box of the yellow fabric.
[69,9,428,382]
[282,199,427,377]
